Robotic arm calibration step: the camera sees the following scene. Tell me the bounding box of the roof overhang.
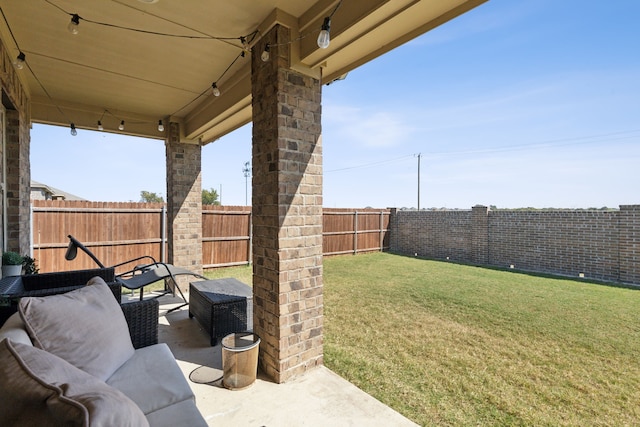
[0,0,487,144]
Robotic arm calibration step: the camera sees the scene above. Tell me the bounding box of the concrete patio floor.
[152,293,419,426]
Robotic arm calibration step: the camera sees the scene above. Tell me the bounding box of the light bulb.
[118,120,125,131]
[317,17,331,49]
[68,14,80,34]
[97,120,104,131]
[70,123,77,136]
[158,120,164,132]
[261,44,270,62]
[212,83,220,97]
[240,36,249,53]
[13,52,25,70]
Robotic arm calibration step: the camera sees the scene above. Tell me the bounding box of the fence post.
[379,210,384,252]
[353,211,358,255]
[161,204,166,263]
[248,210,252,265]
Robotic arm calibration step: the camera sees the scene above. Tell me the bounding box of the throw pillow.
[19,276,134,381]
[0,339,149,427]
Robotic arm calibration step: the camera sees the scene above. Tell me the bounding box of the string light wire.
[5,1,343,131]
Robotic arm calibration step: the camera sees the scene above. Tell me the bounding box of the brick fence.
[390,205,640,286]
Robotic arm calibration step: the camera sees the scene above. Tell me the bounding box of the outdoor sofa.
[0,275,207,426]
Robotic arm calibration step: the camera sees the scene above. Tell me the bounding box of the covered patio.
[0,0,486,416]
[156,293,418,425]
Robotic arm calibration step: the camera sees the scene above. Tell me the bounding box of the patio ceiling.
[0,0,486,144]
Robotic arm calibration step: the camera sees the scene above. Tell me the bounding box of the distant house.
[30,181,86,201]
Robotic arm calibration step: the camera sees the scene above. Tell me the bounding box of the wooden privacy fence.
[31,201,390,273]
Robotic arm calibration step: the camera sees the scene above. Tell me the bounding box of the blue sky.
[31,0,640,209]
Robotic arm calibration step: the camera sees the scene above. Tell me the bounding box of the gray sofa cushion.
[0,339,149,427]
[19,277,134,381]
[0,313,31,346]
[106,343,196,415]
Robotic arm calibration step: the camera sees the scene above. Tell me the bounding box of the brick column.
[251,25,323,383]
[1,37,32,254]
[165,121,203,289]
[619,205,640,285]
[5,108,31,254]
[471,205,489,265]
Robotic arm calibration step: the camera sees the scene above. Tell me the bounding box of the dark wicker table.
[188,278,253,346]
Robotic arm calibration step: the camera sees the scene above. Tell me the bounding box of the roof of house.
[30,180,87,201]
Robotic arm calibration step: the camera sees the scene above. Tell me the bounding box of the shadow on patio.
[151,293,418,426]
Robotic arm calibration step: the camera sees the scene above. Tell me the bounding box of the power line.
[325,154,414,173]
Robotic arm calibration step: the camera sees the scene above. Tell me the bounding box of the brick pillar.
[5,109,31,254]
[619,205,640,285]
[251,25,323,383]
[165,121,203,289]
[388,208,398,252]
[471,205,489,265]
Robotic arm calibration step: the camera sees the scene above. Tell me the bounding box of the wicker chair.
[65,235,207,313]
[0,268,158,349]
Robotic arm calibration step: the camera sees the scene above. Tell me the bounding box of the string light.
[261,44,270,62]
[68,14,80,34]
[317,17,331,49]
[13,51,25,69]
[211,82,221,97]
[11,1,344,135]
[240,36,249,53]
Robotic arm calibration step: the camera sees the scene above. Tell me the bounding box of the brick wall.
[391,208,473,261]
[1,37,31,254]
[390,205,640,285]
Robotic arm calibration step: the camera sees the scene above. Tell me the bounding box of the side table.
[188,278,253,346]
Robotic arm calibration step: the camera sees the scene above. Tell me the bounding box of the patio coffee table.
[188,278,253,346]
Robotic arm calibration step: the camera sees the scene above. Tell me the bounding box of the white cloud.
[324,106,415,148]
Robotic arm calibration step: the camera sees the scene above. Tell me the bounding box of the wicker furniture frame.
[188,279,253,346]
[0,268,158,349]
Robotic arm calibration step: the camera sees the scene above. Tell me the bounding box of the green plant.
[22,255,39,275]
[2,251,24,266]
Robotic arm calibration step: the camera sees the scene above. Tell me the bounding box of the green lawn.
[205,253,640,426]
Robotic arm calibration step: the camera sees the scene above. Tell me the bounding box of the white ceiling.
[0,0,486,143]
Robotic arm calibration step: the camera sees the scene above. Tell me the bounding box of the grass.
[323,253,640,426]
[199,254,640,426]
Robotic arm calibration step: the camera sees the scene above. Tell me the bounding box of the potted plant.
[22,255,39,275]
[2,251,24,277]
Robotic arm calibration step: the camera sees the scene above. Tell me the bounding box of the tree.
[202,187,220,205]
[140,191,164,203]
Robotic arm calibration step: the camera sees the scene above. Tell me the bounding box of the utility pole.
[243,161,250,206]
[416,153,421,210]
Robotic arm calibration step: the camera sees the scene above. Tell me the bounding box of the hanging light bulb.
[97,120,104,131]
[13,52,26,70]
[240,36,249,53]
[70,123,77,136]
[68,14,80,34]
[158,120,164,132]
[118,120,125,131]
[211,83,221,97]
[261,44,270,62]
[317,17,331,49]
